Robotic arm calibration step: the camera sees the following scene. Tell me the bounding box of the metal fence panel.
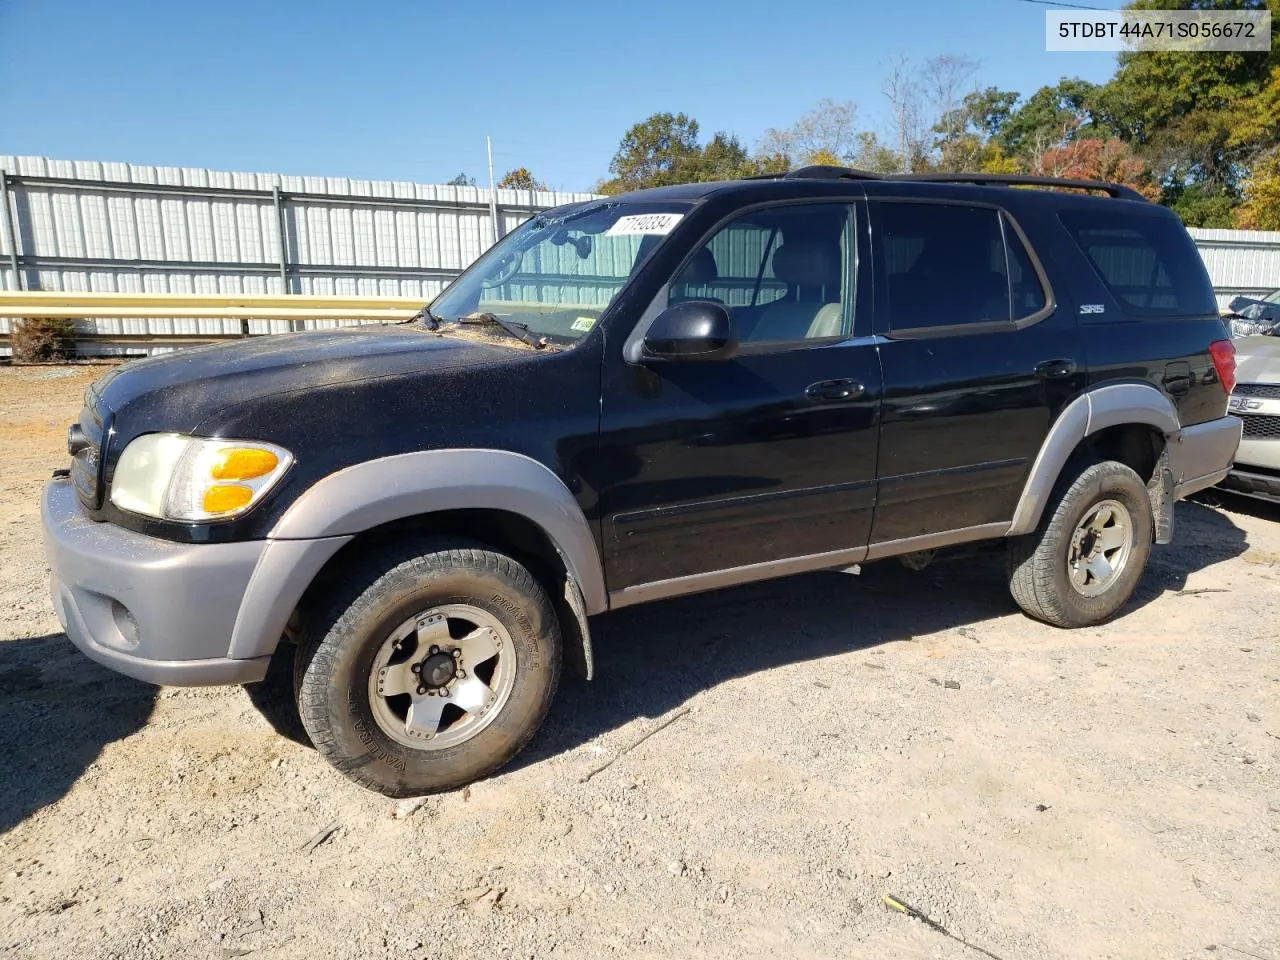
[6,156,1280,354]
[0,155,595,352]
[1186,227,1280,308]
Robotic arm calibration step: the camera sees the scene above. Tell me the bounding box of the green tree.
[497,167,547,191]
[690,132,765,181]
[598,113,703,193]
[996,79,1100,158]
[599,114,779,193]
[960,88,1021,141]
[1167,182,1240,227]
[1091,0,1278,193]
[446,172,476,187]
[934,88,1023,172]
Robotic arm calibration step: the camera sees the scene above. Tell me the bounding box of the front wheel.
[295,540,561,796]
[1007,460,1154,628]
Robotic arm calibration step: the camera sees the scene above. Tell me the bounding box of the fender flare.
[227,449,606,663]
[1007,383,1181,536]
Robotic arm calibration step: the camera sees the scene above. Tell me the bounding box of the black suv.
[42,167,1242,795]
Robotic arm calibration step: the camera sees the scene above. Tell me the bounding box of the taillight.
[1209,339,1237,394]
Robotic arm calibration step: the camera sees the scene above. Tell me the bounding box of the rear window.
[1059,210,1216,317]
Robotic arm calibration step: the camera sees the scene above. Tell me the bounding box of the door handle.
[1034,358,1077,380]
[805,378,865,402]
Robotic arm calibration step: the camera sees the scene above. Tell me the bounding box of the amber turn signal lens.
[211,448,279,480]
[202,484,254,514]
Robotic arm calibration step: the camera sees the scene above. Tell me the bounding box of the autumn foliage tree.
[1236,150,1280,229]
[497,167,547,191]
[1031,134,1161,201]
[594,0,1280,225]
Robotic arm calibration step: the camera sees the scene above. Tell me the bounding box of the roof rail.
[887,172,1148,202]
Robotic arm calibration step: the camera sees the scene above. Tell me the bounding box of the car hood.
[91,325,522,435]
[1235,334,1280,385]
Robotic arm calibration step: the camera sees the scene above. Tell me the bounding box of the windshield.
[1265,288,1280,304]
[428,201,691,344]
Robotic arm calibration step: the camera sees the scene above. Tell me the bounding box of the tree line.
[457,0,1279,228]
[592,0,1280,229]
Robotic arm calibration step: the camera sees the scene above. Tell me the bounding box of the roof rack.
[886,173,1147,202]
[738,167,1146,201]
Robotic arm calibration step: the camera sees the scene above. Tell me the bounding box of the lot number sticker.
[606,213,684,236]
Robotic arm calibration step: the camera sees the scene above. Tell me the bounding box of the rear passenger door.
[867,198,1085,547]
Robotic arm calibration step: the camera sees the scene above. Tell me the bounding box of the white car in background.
[1226,292,1280,338]
[1221,335,1280,504]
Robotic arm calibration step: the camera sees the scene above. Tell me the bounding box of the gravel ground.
[0,364,1278,960]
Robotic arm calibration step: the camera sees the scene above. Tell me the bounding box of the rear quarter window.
[1059,210,1217,318]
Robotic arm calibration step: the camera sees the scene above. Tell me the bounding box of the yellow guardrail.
[0,291,426,321]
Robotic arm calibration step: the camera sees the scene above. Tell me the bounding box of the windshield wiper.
[415,305,445,329]
[455,312,550,350]
[398,304,444,328]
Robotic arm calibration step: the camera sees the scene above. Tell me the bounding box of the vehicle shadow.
[1191,487,1280,525]
[243,649,311,747]
[1130,499,1254,605]
[517,499,1251,771]
[0,633,156,837]
[241,501,1252,779]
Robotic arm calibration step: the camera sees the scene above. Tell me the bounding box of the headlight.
[110,434,293,521]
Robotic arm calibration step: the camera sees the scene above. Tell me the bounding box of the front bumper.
[1171,415,1243,499]
[41,479,272,685]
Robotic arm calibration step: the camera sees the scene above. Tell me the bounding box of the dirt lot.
[0,364,1277,960]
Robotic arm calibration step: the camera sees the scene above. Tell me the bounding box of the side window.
[670,203,855,344]
[1058,210,1217,317]
[878,202,1048,332]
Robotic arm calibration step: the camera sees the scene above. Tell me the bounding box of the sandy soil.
[0,364,1277,960]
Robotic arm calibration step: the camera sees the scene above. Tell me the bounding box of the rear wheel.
[1007,460,1153,628]
[295,539,561,796]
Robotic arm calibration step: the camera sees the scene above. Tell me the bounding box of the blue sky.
[0,0,1122,192]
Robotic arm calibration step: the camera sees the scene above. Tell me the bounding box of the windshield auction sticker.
[1046,10,1270,52]
[606,213,684,236]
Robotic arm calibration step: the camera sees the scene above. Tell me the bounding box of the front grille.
[70,402,105,508]
[1241,413,1280,441]
[1234,382,1280,400]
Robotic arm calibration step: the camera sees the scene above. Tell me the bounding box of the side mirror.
[642,301,737,362]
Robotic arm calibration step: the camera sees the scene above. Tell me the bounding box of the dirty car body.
[42,168,1243,794]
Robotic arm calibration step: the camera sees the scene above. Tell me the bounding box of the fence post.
[0,171,23,292]
[272,186,292,331]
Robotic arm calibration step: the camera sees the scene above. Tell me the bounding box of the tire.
[295,539,561,796]
[1006,459,1154,628]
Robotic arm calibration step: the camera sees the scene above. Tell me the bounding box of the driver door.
[595,200,883,600]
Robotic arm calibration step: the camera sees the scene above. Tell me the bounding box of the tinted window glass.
[671,203,855,344]
[1059,210,1217,317]
[880,203,1012,330]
